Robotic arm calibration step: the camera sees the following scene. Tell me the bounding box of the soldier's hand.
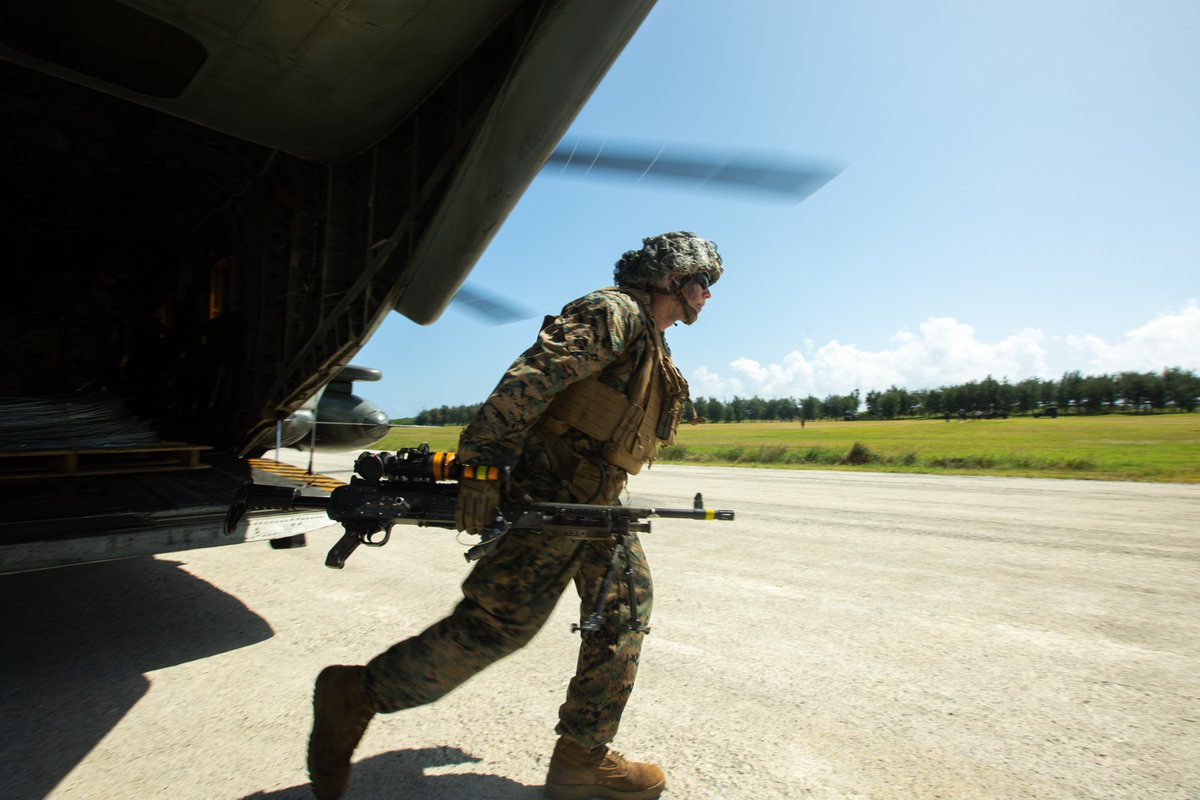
[456,477,502,534]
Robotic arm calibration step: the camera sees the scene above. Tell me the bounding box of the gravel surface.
[3,454,1197,800]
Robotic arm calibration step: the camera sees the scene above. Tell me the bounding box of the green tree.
[1013,378,1041,414]
[1040,377,1058,409]
[1060,371,1084,413]
[980,375,1002,412]
[727,396,745,422]
[820,393,858,419]
[801,395,820,421]
[925,388,945,415]
[1162,367,1200,411]
[1117,371,1153,412]
[1148,372,1168,411]
[878,388,901,419]
[864,390,880,416]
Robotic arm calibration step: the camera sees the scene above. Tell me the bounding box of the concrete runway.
[3,451,1198,800]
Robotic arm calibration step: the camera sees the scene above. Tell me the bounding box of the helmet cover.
[613,231,723,289]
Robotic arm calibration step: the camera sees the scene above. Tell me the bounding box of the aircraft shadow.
[0,556,273,800]
[241,747,541,800]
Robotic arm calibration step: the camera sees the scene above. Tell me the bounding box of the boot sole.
[544,778,666,800]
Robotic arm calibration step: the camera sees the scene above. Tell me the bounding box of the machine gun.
[225,443,735,633]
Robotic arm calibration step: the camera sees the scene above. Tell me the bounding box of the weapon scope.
[353,443,461,484]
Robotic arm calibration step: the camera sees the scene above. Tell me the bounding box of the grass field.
[379,413,1200,483]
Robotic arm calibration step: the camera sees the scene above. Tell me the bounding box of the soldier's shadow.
[241,746,541,799]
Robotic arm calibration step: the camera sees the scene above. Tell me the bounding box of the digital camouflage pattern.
[456,286,675,490]
[362,284,676,749]
[364,527,652,749]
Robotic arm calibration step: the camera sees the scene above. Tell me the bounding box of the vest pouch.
[542,377,627,441]
[655,359,689,444]
[657,396,683,444]
[628,401,663,470]
[533,424,626,503]
[602,402,649,474]
[565,456,625,503]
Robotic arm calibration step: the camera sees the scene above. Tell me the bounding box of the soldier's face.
[679,274,711,316]
[651,273,712,329]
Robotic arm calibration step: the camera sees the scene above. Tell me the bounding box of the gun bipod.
[572,528,649,636]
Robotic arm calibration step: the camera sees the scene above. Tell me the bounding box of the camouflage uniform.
[363,285,680,749]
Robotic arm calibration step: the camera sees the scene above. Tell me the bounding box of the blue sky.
[358,0,1200,418]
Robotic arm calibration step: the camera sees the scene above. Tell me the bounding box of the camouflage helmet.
[614,231,723,289]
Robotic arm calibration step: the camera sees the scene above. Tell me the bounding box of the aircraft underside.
[1,0,653,455]
[0,0,655,570]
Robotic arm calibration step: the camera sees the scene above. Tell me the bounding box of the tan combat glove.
[455,477,502,535]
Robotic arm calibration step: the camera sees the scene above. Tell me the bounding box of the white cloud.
[693,301,1200,399]
[1065,300,1200,374]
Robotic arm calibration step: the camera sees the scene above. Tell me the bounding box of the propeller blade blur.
[452,285,531,325]
[546,139,844,203]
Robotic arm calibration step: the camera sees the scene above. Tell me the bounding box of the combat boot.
[545,737,666,800]
[307,665,376,800]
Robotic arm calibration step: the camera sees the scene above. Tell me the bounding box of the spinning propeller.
[451,138,843,324]
[545,138,843,202]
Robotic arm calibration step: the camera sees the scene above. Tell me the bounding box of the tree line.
[393,403,481,426]
[396,367,1199,425]
[691,367,1199,422]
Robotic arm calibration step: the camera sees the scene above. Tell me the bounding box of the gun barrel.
[516,502,735,526]
[648,507,735,521]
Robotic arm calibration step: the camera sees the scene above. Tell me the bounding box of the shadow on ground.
[0,556,273,799]
[241,746,541,799]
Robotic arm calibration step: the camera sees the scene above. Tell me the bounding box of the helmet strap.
[670,280,699,325]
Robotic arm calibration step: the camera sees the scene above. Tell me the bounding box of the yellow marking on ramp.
[248,459,345,491]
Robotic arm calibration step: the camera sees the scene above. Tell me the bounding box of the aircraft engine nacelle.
[277,406,317,448]
[278,366,390,452]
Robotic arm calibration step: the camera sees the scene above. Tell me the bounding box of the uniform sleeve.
[457,291,642,466]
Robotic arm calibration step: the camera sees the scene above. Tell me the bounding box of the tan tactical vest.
[536,295,687,477]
